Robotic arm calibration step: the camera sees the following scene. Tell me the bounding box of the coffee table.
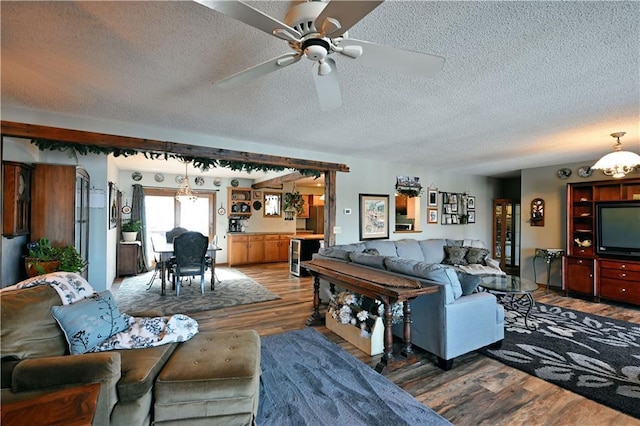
[479,274,538,330]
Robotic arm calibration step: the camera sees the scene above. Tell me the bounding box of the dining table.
[153,242,221,296]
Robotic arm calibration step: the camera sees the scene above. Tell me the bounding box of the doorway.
[143,188,216,264]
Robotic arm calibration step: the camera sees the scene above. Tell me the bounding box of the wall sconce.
[530,198,544,226]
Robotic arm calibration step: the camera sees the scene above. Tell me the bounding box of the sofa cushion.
[442,246,469,266]
[116,343,178,403]
[384,258,463,299]
[51,291,130,355]
[418,239,447,263]
[1,285,68,359]
[317,247,352,261]
[349,252,387,269]
[395,239,423,261]
[363,241,398,257]
[457,272,482,295]
[465,247,490,265]
[334,243,367,253]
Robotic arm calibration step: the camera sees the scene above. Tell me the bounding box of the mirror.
[264,192,282,217]
[531,198,544,226]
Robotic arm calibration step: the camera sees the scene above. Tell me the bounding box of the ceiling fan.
[194,0,445,111]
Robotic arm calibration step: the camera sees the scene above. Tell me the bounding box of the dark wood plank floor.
[181,262,640,425]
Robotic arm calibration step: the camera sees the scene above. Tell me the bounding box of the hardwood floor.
[186,262,640,425]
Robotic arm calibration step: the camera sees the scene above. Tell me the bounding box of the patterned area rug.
[480,302,640,418]
[257,328,450,425]
[115,268,280,315]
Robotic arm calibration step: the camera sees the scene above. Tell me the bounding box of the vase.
[25,259,60,277]
[122,231,138,242]
[325,314,384,356]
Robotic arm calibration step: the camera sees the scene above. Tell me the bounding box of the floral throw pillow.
[465,247,490,265]
[51,290,130,354]
[442,246,469,266]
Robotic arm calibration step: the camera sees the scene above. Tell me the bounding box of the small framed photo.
[451,203,458,212]
[445,205,452,214]
[253,191,262,199]
[427,208,438,224]
[359,194,389,240]
[449,194,458,204]
[428,189,438,206]
[451,215,459,224]
[467,196,476,209]
[468,211,476,223]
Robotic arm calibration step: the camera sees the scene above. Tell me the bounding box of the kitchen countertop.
[292,234,324,240]
[226,231,323,239]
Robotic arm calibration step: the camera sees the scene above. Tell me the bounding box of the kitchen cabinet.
[299,195,311,219]
[229,234,296,266]
[31,164,90,278]
[3,162,32,237]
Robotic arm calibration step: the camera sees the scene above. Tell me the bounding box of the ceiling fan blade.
[339,39,445,78]
[315,0,384,37]
[312,58,342,111]
[194,0,301,41]
[215,52,301,88]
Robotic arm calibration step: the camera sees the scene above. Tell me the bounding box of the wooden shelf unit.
[563,178,640,305]
[228,187,252,217]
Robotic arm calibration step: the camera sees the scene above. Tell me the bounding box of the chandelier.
[591,132,640,178]
[175,162,198,203]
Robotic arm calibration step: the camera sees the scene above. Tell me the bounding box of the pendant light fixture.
[592,132,640,178]
[175,162,198,203]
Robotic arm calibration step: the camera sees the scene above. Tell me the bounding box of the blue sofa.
[314,238,505,370]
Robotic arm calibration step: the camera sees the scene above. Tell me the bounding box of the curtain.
[131,184,149,273]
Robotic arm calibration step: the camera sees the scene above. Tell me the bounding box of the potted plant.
[57,245,87,273]
[121,220,143,242]
[283,191,305,217]
[25,238,60,277]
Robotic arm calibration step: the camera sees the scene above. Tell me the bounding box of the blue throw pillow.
[51,290,129,355]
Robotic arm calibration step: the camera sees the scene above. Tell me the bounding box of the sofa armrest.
[485,257,502,270]
[12,352,121,425]
[12,352,121,393]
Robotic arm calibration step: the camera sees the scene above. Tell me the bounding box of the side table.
[533,248,565,293]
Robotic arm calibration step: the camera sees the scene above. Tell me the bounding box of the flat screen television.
[596,202,640,258]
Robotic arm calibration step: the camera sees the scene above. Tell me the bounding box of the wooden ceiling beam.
[252,172,304,189]
[0,121,350,173]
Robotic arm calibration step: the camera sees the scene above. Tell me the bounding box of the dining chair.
[165,227,188,284]
[146,233,166,290]
[171,231,209,296]
[205,235,220,290]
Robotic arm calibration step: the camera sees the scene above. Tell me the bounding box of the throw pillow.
[465,247,490,265]
[442,246,469,266]
[457,272,482,295]
[363,248,380,255]
[318,247,352,261]
[51,290,129,355]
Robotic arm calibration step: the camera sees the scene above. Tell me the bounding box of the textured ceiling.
[1,1,639,178]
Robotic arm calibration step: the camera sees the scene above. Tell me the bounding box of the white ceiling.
[2,1,639,178]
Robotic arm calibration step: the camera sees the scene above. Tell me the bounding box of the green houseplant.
[121,220,143,242]
[25,238,86,276]
[283,192,306,217]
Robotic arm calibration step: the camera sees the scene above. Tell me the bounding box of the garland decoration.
[30,139,321,177]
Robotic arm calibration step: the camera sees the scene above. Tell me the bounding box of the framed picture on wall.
[359,194,389,240]
[108,182,118,229]
[428,189,438,206]
[468,211,476,223]
[427,208,438,224]
[467,196,476,209]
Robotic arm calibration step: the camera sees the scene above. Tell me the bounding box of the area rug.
[115,268,280,315]
[480,302,640,418]
[257,327,450,425]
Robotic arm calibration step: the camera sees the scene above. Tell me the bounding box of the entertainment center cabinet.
[563,178,640,305]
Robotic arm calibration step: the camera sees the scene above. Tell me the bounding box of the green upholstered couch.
[1,282,178,425]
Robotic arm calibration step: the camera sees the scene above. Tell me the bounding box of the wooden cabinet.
[228,187,252,217]
[3,162,32,237]
[299,195,311,218]
[228,233,291,266]
[598,259,640,305]
[117,242,141,277]
[31,164,90,277]
[492,199,520,274]
[564,178,640,305]
[264,235,290,262]
[563,256,594,297]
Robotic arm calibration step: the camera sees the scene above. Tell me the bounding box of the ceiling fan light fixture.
[592,132,640,178]
[339,45,363,59]
[318,60,332,76]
